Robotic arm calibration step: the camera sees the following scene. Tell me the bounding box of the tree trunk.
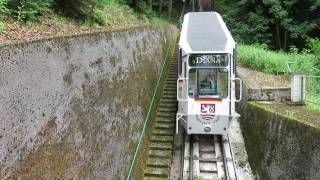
[148,0,152,8]
[192,0,196,11]
[212,0,215,11]
[199,0,203,11]
[199,0,211,11]
[159,2,162,14]
[168,0,172,18]
[276,21,282,50]
[283,30,288,50]
[132,0,139,7]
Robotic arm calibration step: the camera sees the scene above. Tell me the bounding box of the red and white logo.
[200,104,215,121]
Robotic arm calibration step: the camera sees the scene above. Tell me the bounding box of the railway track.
[143,47,178,180]
[182,134,237,180]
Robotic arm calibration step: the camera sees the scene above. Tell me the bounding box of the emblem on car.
[200,104,215,120]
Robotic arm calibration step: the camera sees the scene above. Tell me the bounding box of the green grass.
[238,44,320,111]
[238,44,317,75]
[149,16,176,25]
[0,20,5,32]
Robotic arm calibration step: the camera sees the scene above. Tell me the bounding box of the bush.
[0,20,6,32]
[56,0,107,24]
[137,1,156,18]
[307,38,320,75]
[0,0,9,14]
[307,38,320,55]
[7,0,53,21]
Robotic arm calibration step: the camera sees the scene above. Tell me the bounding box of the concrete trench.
[0,25,319,180]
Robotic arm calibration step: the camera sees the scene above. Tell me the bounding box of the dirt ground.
[237,63,290,89]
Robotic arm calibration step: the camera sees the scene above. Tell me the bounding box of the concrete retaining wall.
[238,101,320,180]
[0,26,178,179]
[237,67,320,180]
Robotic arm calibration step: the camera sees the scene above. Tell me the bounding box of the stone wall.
[0,25,178,179]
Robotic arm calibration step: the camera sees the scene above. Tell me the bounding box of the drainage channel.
[143,48,178,180]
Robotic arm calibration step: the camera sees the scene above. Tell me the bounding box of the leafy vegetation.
[215,0,320,50]
[0,0,135,23]
[238,44,317,75]
[238,41,320,111]
[0,0,177,25]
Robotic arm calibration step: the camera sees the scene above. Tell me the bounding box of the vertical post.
[148,0,152,8]
[192,0,196,11]
[291,73,306,104]
[168,0,172,18]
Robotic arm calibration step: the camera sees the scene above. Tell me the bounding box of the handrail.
[286,61,303,74]
[125,36,176,180]
[231,78,242,102]
[177,78,188,102]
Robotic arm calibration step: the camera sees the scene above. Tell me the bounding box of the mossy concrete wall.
[0,25,178,179]
[237,67,320,180]
[238,102,320,180]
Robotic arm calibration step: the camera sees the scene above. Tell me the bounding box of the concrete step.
[166,74,177,78]
[152,129,174,136]
[162,95,176,100]
[158,105,177,113]
[164,84,176,88]
[162,91,176,96]
[144,167,170,178]
[159,99,177,104]
[162,92,176,97]
[149,142,173,150]
[163,88,176,92]
[146,158,172,168]
[167,71,177,75]
[148,149,172,158]
[166,77,177,81]
[158,103,176,108]
[144,177,167,180]
[154,122,175,130]
[165,80,176,84]
[166,78,177,81]
[155,117,175,123]
[150,135,174,143]
[157,112,176,118]
[163,91,176,95]
[158,107,177,113]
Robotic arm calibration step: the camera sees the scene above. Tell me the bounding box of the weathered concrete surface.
[0,25,178,179]
[229,118,255,180]
[237,65,290,102]
[237,65,320,180]
[239,101,320,180]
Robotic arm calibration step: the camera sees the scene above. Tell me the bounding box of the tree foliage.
[0,0,130,23]
[4,0,53,21]
[215,0,320,50]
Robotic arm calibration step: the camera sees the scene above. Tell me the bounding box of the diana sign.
[189,54,228,67]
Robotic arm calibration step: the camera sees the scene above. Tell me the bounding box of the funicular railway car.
[176,12,242,135]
